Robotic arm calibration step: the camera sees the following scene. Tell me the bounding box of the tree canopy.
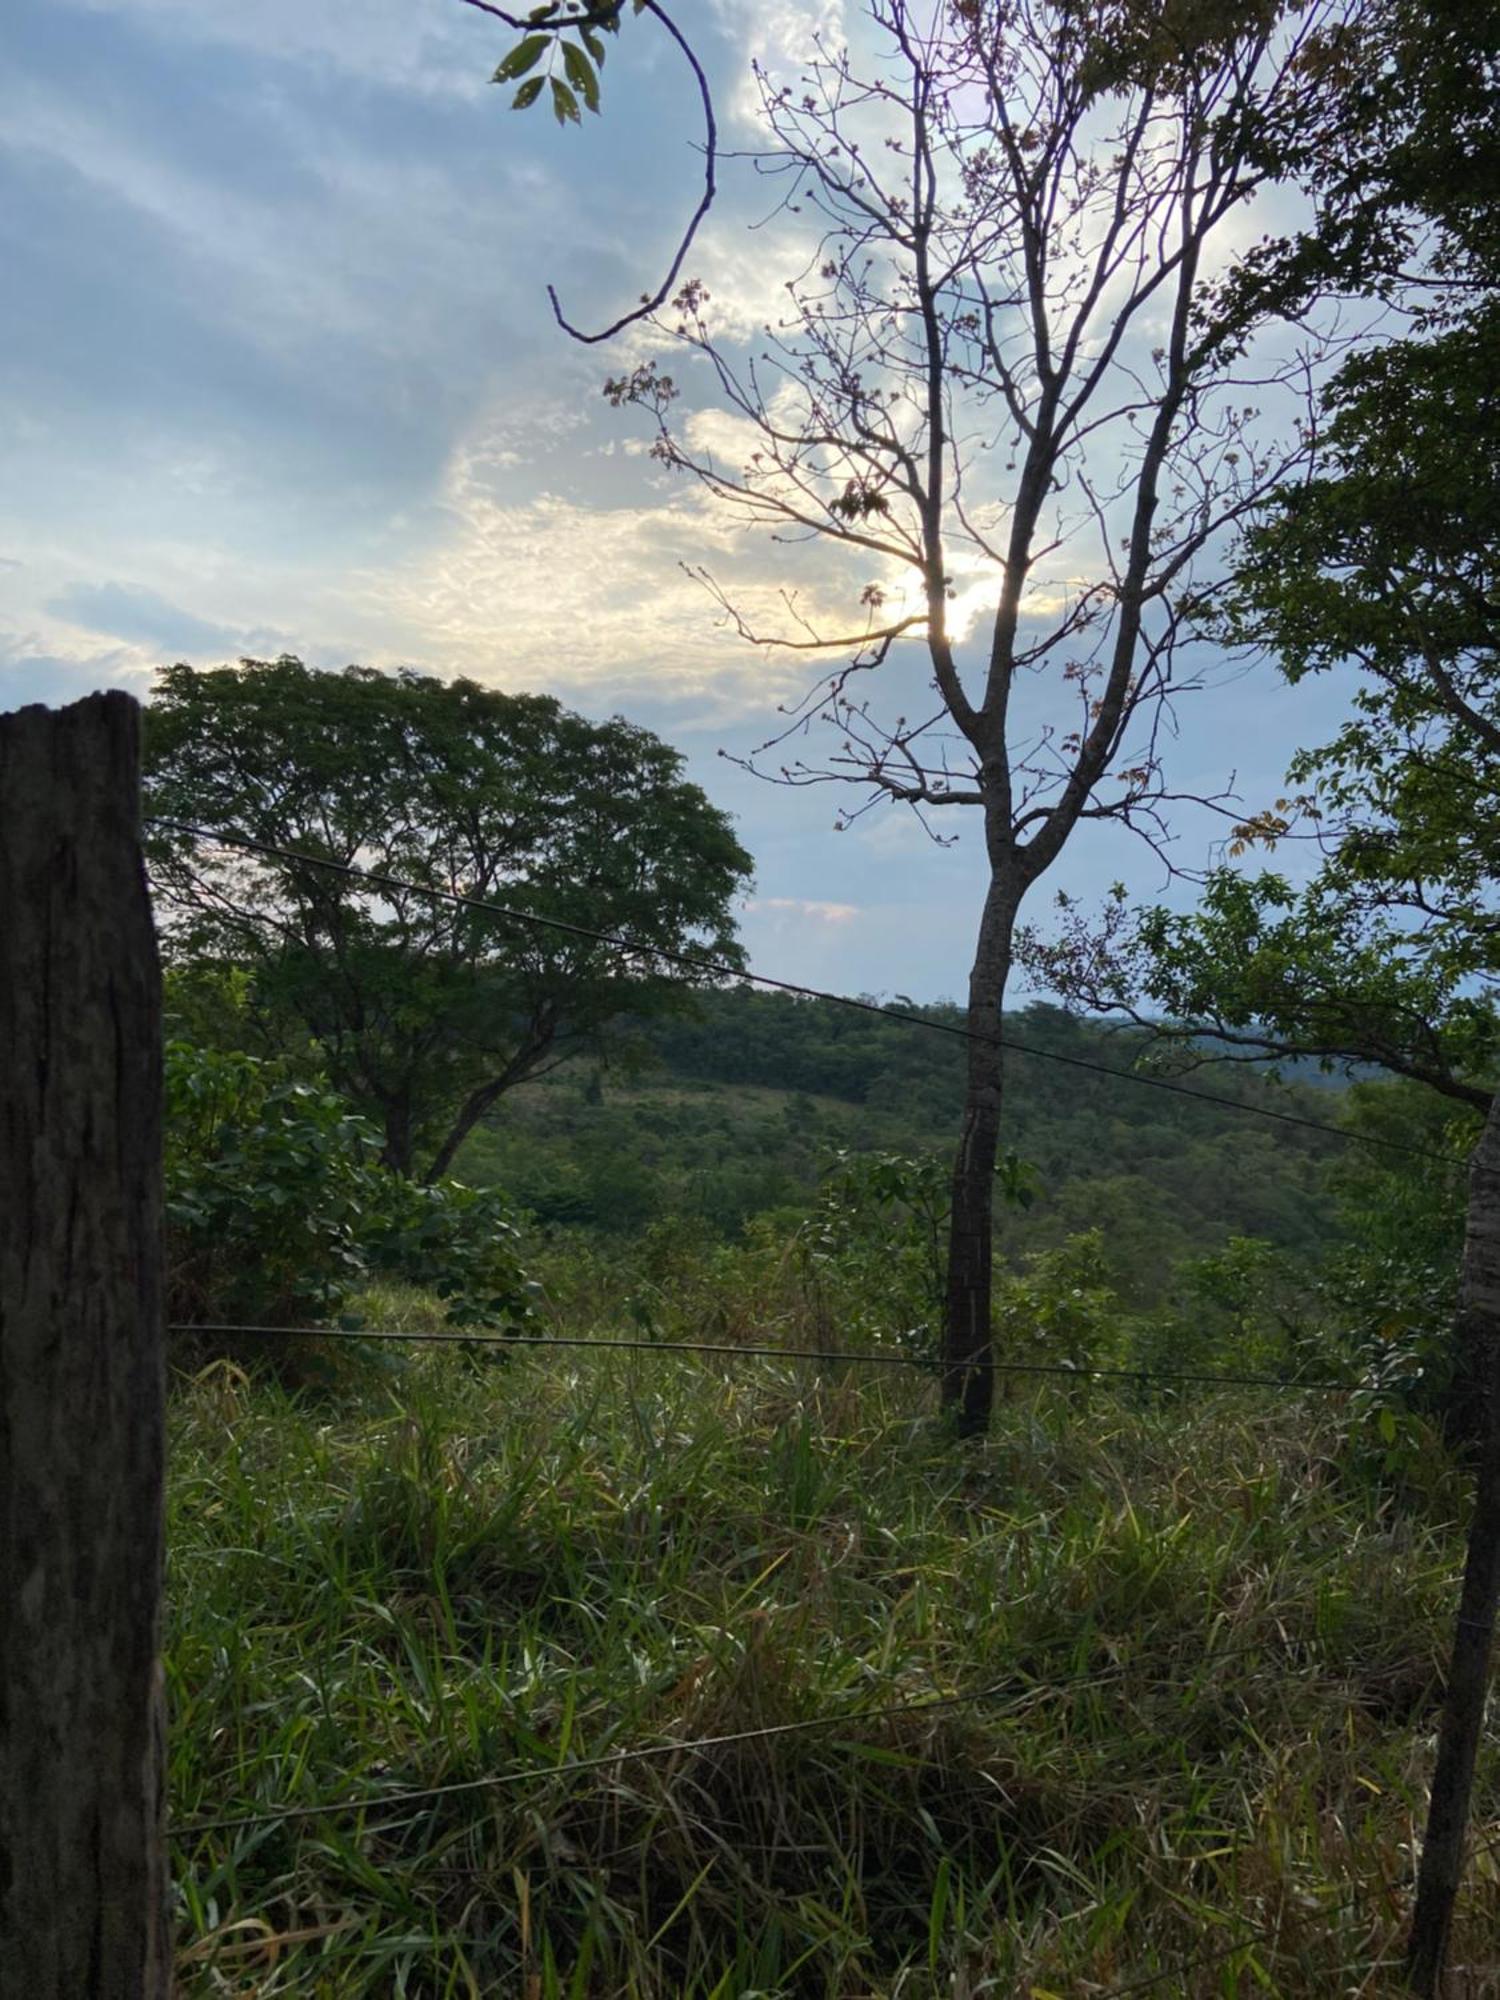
[1023,301,1500,1110]
[146,657,752,1179]
[1021,0,1500,1113]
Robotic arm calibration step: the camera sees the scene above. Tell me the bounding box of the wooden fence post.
[0,694,168,1997]
[1407,1089,1500,1995]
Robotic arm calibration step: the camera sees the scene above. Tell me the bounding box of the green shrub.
[801,1147,953,1358]
[804,1146,1042,1361]
[164,1042,534,1332]
[995,1228,1131,1381]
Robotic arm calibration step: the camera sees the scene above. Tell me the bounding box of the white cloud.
[351,404,903,717]
[0,629,157,711]
[709,0,851,130]
[749,895,860,924]
[70,0,487,100]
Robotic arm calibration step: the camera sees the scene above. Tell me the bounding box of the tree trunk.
[1443,1123,1497,1447]
[423,1078,508,1184]
[421,1032,556,1184]
[379,1096,416,1178]
[424,1071,525,1184]
[941,873,1018,1437]
[1406,1088,1500,1996]
[0,693,169,1997]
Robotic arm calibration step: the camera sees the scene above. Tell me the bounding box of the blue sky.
[0,0,1349,998]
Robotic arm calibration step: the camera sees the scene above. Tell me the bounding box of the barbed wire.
[169,1320,1367,1394]
[147,819,1468,1170]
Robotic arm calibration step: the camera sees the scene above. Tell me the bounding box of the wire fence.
[165,1308,1450,1985]
[151,813,1486,1991]
[173,1628,1299,1840]
[173,1607,1447,1919]
[170,1320,1371,1394]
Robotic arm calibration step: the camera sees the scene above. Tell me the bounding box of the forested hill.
[462,988,1355,1300]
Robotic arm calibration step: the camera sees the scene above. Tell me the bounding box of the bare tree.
[605,0,1348,1432]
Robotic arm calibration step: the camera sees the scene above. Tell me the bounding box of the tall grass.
[170,1328,1496,2000]
[166,1323,1499,1997]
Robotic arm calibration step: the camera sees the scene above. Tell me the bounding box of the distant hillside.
[460,989,1354,1305]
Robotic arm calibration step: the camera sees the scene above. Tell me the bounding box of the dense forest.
[463,989,1348,1288]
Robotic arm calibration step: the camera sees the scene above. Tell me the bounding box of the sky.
[0,0,1352,999]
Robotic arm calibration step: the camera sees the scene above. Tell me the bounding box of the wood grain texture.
[0,693,168,1997]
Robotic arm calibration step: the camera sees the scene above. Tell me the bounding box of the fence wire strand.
[169,1320,1367,1394]
[171,1630,1358,1842]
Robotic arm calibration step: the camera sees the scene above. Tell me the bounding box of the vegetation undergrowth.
[167,1327,1498,1998]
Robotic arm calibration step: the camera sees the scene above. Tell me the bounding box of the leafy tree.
[1219,304,1500,1015]
[146,658,752,1179]
[1021,0,1500,1465]
[1025,867,1497,1111]
[602,0,1351,1429]
[1225,0,1500,311]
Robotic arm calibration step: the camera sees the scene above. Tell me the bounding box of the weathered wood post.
[1407,1089,1500,1996]
[0,694,168,1997]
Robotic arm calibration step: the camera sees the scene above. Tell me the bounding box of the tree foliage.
[1022,0,1500,1085]
[164,1041,536,1332]
[1246,0,1500,304]
[146,658,752,1179]
[1222,306,1500,1009]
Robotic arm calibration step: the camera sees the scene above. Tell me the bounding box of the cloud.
[709,0,850,130]
[0,635,154,713]
[45,580,262,656]
[67,0,486,102]
[354,405,895,718]
[749,896,859,925]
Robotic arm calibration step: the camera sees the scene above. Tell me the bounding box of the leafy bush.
[1314,1082,1472,1472]
[1125,1235,1320,1385]
[359,1176,539,1330]
[800,1148,954,1359]
[995,1229,1131,1382]
[803,1147,1042,1361]
[164,1042,534,1332]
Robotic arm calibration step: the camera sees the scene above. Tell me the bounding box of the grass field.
[164,1293,1499,1998]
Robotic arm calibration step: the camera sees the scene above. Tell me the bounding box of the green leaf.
[562,40,600,112]
[581,26,606,65]
[550,76,581,125]
[512,75,547,110]
[493,33,549,82]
